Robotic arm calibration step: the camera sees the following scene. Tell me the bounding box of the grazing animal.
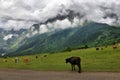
[112,46,117,49]
[44,55,47,57]
[23,58,28,63]
[65,57,81,73]
[96,47,99,50]
[36,56,38,59]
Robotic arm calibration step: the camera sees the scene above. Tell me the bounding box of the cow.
[36,56,38,59]
[23,58,29,63]
[96,47,99,50]
[65,57,81,73]
[112,45,117,49]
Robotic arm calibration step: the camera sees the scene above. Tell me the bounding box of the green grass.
[0,46,120,72]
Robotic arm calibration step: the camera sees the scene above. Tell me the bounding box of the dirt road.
[0,69,120,80]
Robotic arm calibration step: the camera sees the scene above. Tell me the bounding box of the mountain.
[6,22,120,56]
[0,28,27,55]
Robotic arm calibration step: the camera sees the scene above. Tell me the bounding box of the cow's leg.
[71,65,73,71]
[71,65,75,71]
[73,65,75,70]
[77,64,81,73]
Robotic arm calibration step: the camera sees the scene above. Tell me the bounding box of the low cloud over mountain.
[0,0,120,31]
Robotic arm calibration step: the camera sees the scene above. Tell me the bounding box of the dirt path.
[0,69,120,80]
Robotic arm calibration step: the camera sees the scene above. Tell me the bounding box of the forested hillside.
[7,22,120,56]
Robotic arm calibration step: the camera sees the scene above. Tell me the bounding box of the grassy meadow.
[0,46,120,72]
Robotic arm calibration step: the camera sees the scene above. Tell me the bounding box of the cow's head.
[65,58,70,63]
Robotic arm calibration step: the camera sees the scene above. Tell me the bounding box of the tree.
[65,47,72,52]
[84,45,88,49]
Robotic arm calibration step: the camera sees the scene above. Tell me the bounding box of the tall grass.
[0,46,120,72]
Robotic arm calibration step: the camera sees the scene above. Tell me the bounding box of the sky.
[0,0,120,30]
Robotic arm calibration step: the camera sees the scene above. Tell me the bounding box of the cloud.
[53,19,72,29]
[0,0,120,31]
[3,34,13,41]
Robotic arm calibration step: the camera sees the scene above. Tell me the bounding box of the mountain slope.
[0,28,28,55]
[8,22,120,56]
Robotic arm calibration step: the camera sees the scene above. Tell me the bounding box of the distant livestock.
[3,59,7,62]
[23,58,29,63]
[96,47,99,50]
[112,46,117,49]
[65,57,81,73]
[15,57,19,64]
[96,47,104,50]
[44,55,47,57]
[36,56,38,59]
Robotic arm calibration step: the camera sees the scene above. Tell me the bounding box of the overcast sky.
[0,0,120,30]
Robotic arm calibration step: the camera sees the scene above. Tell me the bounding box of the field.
[0,46,120,72]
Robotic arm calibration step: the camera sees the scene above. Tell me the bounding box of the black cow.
[65,57,81,73]
[96,47,99,50]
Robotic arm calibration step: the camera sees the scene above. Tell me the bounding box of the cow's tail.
[79,58,81,73]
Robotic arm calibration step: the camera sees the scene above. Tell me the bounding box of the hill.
[7,22,120,56]
[0,28,27,54]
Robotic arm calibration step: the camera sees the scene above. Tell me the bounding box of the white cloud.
[0,0,14,9]
[3,34,13,41]
[1,20,35,30]
[98,17,116,25]
[53,19,72,29]
[0,0,120,31]
[39,24,48,34]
